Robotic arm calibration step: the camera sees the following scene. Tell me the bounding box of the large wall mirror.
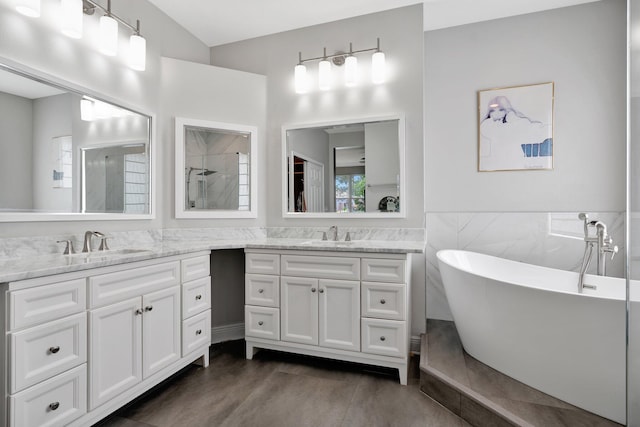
[0,61,153,221]
[175,117,257,219]
[282,115,405,218]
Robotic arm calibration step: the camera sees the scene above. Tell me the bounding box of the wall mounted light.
[294,38,386,93]
[14,0,147,71]
[15,0,40,17]
[60,0,83,38]
[80,97,95,121]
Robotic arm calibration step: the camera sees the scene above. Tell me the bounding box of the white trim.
[211,322,245,344]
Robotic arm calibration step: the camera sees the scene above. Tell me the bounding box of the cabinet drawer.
[182,310,211,357]
[246,252,280,275]
[182,276,211,319]
[361,258,405,283]
[245,306,280,340]
[361,318,407,358]
[181,255,210,283]
[9,364,86,427]
[89,261,180,308]
[10,312,87,394]
[245,274,279,307]
[361,282,406,320]
[9,278,86,331]
[281,255,360,281]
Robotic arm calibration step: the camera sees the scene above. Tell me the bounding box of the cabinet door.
[281,276,318,345]
[142,287,181,378]
[89,297,142,410]
[319,280,360,351]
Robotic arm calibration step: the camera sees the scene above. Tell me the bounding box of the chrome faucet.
[594,221,618,276]
[577,213,618,292]
[83,231,105,253]
[328,226,338,241]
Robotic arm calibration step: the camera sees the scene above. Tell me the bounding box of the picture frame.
[478,82,554,172]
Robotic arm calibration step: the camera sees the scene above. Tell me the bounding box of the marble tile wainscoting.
[425,211,625,321]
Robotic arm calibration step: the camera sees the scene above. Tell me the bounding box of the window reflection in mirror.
[0,64,153,220]
[284,117,403,216]
[175,118,258,219]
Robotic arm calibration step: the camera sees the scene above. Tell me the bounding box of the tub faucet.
[577,213,618,292]
[594,221,618,276]
[83,231,105,253]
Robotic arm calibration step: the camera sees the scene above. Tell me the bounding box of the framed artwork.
[478,82,554,172]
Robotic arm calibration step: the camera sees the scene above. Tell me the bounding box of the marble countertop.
[0,238,425,283]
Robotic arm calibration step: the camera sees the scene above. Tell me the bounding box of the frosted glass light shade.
[371,51,386,84]
[99,15,118,56]
[294,64,307,94]
[129,34,146,71]
[60,0,83,39]
[80,98,95,121]
[345,55,358,87]
[15,0,40,17]
[318,59,331,91]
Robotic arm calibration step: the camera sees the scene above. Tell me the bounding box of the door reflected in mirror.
[175,118,258,219]
[283,116,404,217]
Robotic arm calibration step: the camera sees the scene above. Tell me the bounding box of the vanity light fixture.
[14,0,146,71]
[15,0,40,17]
[80,97,94,121]
[294,38,386,93]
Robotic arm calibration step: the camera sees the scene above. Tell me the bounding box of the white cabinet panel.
[181,255,210,283]
[9,365,86,427]
[361,258,405,283]
[245,274,279,307]
[361,318,406,357]
[318,280,360,352]
[9,278,86,330]
[281,255,360,281]
[89,298,142,410]
[142,287,181,378]
[182,310,211,356]
[361,282,406,320]
[182,276,211,319]
[10,313,86,394]
[245,306,280,341]
[246,253,280,275]
[281,276,318,345]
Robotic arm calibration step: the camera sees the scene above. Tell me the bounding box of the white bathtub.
[436,249,626,424]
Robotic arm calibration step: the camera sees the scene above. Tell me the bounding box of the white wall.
[159,57,267,228]
[0,92,32,209]
[0,0,208,236]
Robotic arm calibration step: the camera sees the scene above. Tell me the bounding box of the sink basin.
[299,240,356,247]
[69,248,153,259]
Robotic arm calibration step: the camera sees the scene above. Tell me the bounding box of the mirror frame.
[175,117,258,219]
[0,56,156,222]
[282,114,406,219]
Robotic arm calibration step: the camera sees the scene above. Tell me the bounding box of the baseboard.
[411,335,421,354]
[211,322,245,344]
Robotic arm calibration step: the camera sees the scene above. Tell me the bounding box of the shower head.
[196,170,216,176]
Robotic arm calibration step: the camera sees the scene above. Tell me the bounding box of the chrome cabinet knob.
[49,346,60,354]
[196,329,202,335]
[196,294,202,300]
[258,321,264,326]
[49,402,60,411]
[135,308,143,315]
[311,288,316,293]
[258,288,264,293]
[144,305,153,312]
[380,299,386,304]
[380,336,386,342]
[319,289,324,294]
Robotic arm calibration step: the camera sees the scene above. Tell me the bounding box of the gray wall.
[0,92,32,210]
[210,4,425,228]
[425,0,626,212]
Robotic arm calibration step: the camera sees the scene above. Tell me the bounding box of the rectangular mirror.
[0,61,153,221]
[175,117,258,219]
[282,115,405,218]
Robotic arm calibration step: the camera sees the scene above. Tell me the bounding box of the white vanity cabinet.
[245,249,411,385]
[1,251,212,427]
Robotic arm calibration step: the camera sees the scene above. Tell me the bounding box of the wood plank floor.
[94,340,468,427]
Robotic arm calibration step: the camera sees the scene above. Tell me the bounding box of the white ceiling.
[147,0,600,47]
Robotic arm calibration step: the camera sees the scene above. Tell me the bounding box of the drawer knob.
[196,329,202,335]
[144,305,153,312]
[135,309,143,315]
[258,288,264,293]
[196,294,202,300]
[380,336,386,342]
[380,299,386,304]
[49,402,60,411]
[311,288,316,293]
[319,289,324,294]
[49,346,60,354]
[258,321,264,326]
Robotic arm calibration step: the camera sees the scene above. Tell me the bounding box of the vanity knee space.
[2,251,212,427]
[244,249,411,384]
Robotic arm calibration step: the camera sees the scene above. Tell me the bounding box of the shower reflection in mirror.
[175,118,258,219]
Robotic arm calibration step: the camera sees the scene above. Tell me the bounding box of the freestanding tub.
[436,249,626,424]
